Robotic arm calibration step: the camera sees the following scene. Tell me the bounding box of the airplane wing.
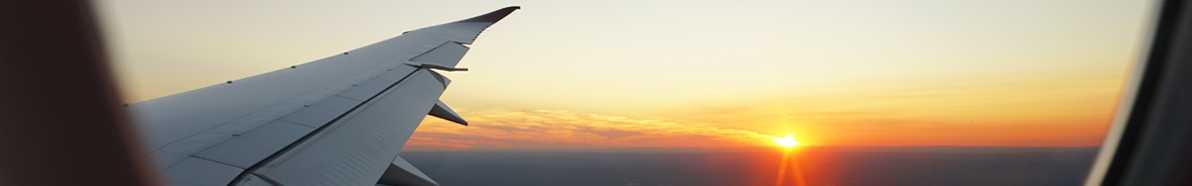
[126,7,519,186]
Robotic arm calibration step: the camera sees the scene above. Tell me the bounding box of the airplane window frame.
[0,1,1190,185]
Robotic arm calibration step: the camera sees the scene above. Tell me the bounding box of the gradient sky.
[96,0,1155,148]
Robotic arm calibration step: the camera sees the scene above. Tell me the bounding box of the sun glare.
[774,134,799,147]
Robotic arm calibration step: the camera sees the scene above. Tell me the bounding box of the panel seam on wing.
[227,69,427,185]
[188,155,246,169]
[145,59,408,170]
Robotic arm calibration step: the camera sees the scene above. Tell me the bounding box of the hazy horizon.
[401,146,1099,186]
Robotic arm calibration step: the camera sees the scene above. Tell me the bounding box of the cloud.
[405,109,776,149]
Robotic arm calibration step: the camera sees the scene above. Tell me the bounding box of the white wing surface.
[126,7,519,186]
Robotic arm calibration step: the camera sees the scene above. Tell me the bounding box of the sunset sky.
[96,0,1154,148]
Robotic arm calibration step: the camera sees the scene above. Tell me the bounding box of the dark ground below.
[400,146,1099,186]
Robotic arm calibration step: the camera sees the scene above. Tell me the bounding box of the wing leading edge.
[127,7,519,186]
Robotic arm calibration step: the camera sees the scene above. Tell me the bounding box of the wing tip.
[454,6,521,23]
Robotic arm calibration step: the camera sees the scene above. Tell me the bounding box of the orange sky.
[99,0,1152,149]
[406,72,1125,149]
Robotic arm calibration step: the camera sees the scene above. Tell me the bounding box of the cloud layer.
[405,109,777,149]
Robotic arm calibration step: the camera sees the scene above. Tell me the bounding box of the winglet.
[454,6,521,23]
[428,100,467,126]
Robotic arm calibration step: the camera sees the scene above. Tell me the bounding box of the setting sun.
[774,134,800,147]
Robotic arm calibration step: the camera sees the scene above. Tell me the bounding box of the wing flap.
[248,71,444,185]
[377,156,439,186]
[428,100,467,126]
